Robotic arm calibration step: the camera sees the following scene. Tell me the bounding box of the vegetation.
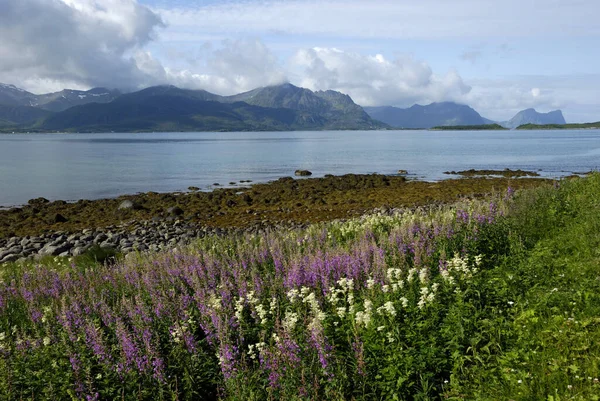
[0,174,549,238]
[430,123,507,131]
[1,174,600,399]
[517,122,600,130]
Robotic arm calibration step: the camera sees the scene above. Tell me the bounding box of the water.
[1,130,599,207]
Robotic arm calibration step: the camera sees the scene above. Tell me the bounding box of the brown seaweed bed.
[0,171,553,238]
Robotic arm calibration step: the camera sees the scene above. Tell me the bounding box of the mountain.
[502,108,566,129]
[0,83,120,112]
[0,83,38,107]
[36,84,385,132]
[364,102,487,129]
[33,87,121,112]
[0,104,52,128]
[224,83,386,130]
[0,83,386,132]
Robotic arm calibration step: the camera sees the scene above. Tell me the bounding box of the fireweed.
[0,194,512,399]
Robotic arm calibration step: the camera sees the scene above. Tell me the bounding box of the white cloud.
[288,48,471,107]
[156,0,600,41]
[0,0,163,92]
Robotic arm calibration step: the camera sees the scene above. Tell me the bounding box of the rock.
[188,186,200,191]
[118,200,141,211]
[71,247,87,257]
[397,170,408,175]
[50,213,68,223]
[0,254,19,263]
[39,243,72,257]
[28,197,50,206]
[295,169,313,177]
[167,206,184,216]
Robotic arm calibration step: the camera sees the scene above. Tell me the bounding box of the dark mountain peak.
[503,108,566,129]
[365,101,486,128]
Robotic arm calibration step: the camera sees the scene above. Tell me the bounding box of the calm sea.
[1,130,599,207]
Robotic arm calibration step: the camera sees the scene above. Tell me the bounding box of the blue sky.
[1,0,599,121]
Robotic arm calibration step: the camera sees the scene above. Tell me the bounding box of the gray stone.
[294,169,312,177]
[39,243,72,257]
[118,200,141,210]
[1,254,19,263]
[167,206,184,216]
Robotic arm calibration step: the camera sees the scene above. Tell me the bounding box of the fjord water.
[1,130,599,207]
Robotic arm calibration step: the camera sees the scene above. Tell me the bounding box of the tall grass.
[1,175,600,400]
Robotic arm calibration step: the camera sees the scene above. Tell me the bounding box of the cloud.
[289,48,471,107]
[153,38,287,95]
[157,0,600,41]
[0,0,164,92]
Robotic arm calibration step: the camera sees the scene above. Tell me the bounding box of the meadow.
[1,174,599,400]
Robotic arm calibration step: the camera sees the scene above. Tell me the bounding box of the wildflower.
[377,301,396,317]
[0,332,5,341]
[386,332,395,343]
[377,325,385,332]
[366,278,375,289]
[255,304,269,325]
[282,311,299,332]
[234,297,245,321]
[355,299,373,326]
[382,285,390,293]
[336,307,347,318]
[400,297,409,308]
[287,288,300,302]
[517,379,522,384]
[43,337,51,346]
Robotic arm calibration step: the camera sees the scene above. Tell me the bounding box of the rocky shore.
[0,219,298,264]
[0,172,553,264]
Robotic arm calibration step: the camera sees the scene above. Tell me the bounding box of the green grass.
[1,175,600,400]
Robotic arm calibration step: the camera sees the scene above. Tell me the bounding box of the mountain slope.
[2,83,387,132]
[34,87,121,112]
[224,84,387,130]
[0,84,38,107]
[0,83,120,112]
[502,109,566,129]
[0,104,52,127]
[40,87,300,132]
[364,102,487,129]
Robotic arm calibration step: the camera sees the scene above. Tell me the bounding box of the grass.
[1,175,600,400]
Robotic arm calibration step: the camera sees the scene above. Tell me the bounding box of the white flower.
[386,332,395,343]
[0,332,5,341]
[43,337,51,346]
[234,297,245,321]
[400,297,409,308]
[336,307,347,318]
[282,311,299,332]
[382,285,390,293]
[287,288,300,302]
[255,304,269,325]
[366,278,375,289]
[377,325,385,332]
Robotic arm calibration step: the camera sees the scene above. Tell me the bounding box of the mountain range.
[0,82,568,132]
[0,83,386,132]
[364,103,565,129]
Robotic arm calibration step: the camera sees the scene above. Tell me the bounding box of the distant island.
[517,122,600,130]
[430,124,507,131]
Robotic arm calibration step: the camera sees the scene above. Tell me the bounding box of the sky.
[0,0,599,122]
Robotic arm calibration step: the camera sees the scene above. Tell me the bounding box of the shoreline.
[0,171,558,263]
